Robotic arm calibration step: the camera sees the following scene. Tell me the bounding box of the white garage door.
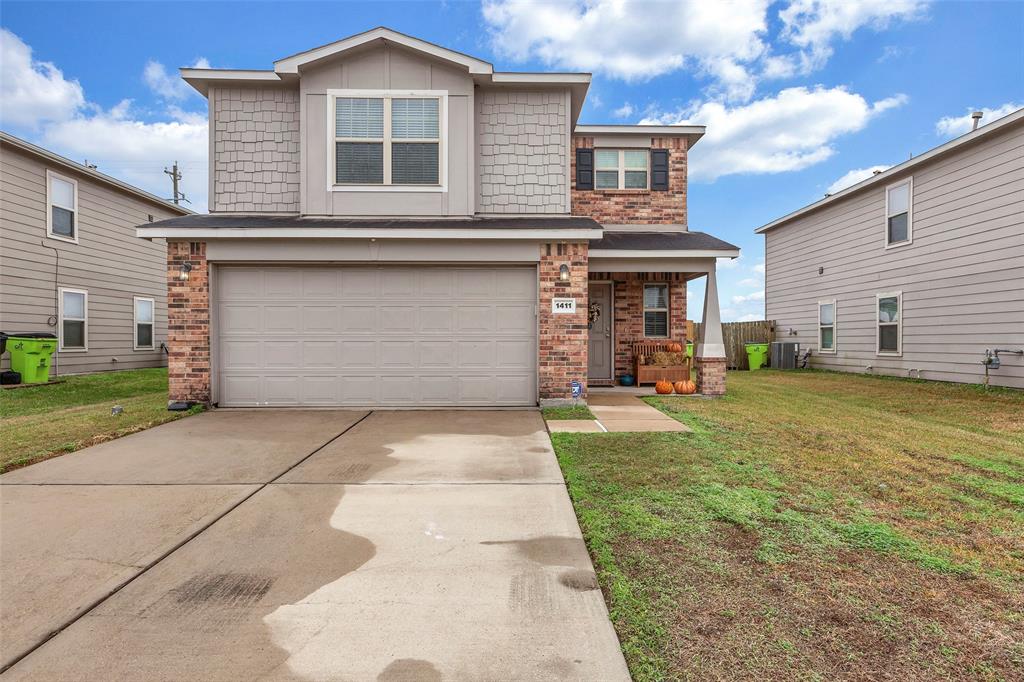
[215,266,537,407]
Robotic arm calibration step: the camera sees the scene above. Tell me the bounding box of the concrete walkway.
[0,410,630,681]
[548,394,691,433]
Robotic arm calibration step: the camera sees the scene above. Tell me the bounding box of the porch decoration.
[655,378,674,394]
[619,374,635,386]
[633,340,692,386]
[673,379,697,395]
[667,342,684,353]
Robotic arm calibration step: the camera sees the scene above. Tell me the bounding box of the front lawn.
[553,369,1024,680]
[542,405,596,420]
[0,368,201,473]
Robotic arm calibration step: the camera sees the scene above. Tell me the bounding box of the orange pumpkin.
[666,342,683,353]
[655,379,674,394]
[674,380,697,395]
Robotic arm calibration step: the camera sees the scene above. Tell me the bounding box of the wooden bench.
[632,340,692,385]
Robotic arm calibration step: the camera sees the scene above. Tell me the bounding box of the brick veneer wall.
[477,90,569,214]
[211,86,300,213]
[589,272,687,379]
[167,241,211,403]
[571,136,687,224]
[539,242,589,401]
[695,357,726,396]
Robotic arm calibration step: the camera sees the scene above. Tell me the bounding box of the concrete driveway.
[0,409,629,681]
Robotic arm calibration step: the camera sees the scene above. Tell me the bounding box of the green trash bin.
[745,342,769,371]
[6,333,58,383]
[686,342,694,358]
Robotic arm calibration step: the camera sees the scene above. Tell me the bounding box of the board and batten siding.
[0,143,180,376]
[764,119,1024,389]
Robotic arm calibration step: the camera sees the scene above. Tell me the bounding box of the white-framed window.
[329,90,446,190]
[46,170,78,243]
[59,288,88,351]
[595,149,649,190]
[818,300,836,353]
[876,291,902,356]
[643,283,669,338]
[134,297,155,350]
[885,178,912,247]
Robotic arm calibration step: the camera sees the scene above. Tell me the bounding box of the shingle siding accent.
[211,86,300,213]
[477,90,568,214]
[571,136,688,224]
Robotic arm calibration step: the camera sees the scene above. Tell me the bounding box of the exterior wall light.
[559,264,571,282]
[179,262,193,281]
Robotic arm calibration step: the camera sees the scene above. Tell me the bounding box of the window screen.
[336,142,384,184]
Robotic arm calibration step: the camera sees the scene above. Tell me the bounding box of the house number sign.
[552,298,577,314]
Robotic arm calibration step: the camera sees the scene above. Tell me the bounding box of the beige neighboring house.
[140,27,739,408]
[757,108,1024,389]
[0,132,192,376]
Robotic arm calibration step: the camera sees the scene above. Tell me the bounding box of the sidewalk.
[547,394,691,434]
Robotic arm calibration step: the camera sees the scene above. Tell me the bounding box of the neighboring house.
[0,132,191,376]
[140,27,739,408]
[757,108,1024,389]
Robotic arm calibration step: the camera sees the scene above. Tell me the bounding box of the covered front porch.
[586,230,738,396]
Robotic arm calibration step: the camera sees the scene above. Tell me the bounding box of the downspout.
[39,240,60,377]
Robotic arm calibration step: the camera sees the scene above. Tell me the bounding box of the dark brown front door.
[587,282,613,382]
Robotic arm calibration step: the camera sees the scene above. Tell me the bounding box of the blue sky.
[2,1,1021,321]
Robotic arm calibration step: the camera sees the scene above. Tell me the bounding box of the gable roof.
[274,26,493,75]
[0,131,192,215]
[755,107,1024,235]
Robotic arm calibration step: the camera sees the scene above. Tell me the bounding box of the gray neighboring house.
[0,132,192,376]
[757,108,1024,389]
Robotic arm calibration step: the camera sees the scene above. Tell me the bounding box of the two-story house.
[1,132,191,377]
[757,107,1023,388]
[139,27,739,408]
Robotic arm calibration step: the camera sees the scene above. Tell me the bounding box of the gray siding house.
[0,132,191,376]
[758,108,1024,389]
[143,27,739,408]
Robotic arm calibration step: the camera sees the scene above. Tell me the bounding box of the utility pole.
[163,162,188,205]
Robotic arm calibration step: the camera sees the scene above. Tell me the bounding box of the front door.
[587,282,613,383]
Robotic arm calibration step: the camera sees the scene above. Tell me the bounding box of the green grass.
[552,369,1024,680]
[542,405,596,420]
[0,368,201,473]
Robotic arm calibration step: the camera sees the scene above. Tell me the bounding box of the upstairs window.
[47,170,78,242]
[885,178,912,246]
[595,149,648,189]
[877,292,902,355]
[333,93,442,187]
[818,300,836,353]
[643,284,669,338]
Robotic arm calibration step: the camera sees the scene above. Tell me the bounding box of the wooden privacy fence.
[690,320,776,369]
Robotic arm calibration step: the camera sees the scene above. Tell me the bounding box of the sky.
[2,0,1021,321]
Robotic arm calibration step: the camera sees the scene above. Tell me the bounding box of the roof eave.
[573,124,706,146]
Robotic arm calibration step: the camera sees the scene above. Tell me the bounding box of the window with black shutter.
[651,148,669,191]
[575,148,594,190]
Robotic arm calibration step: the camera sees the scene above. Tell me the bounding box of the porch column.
[695,266,727,395]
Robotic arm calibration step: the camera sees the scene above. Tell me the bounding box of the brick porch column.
[538,242,589,403]
[167,241,211,404]
[695,266,727,396]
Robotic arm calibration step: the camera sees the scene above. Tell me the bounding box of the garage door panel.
[217,266,536,407]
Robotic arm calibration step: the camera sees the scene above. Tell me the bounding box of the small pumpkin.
[674,379,697,395]
[666,342,683,353]
[655,379,674,395]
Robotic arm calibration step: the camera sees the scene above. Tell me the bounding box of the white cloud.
[738,277,762,288]
[826,164,890,194]
[0,28,85,128]
[752,262,766,275]
[732,290,765,304]
[143,57,209,101]
[1,29,209,210]
[735,313,763,322]
[642,87,907,181]
[482,0,770,98]
[935,103,1022,138]
[779,0,928,73]
[612,102,635,119]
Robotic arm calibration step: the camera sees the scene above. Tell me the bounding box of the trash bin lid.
[3,332,58,339]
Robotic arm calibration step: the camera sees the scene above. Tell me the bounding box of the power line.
[163,161,190,205]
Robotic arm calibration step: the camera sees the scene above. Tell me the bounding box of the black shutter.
[651,149,669,191]
[576,148,594,190]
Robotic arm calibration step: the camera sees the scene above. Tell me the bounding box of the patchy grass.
[542,405,596,420]
[552,369,1024,681]
[0,368,202,473]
